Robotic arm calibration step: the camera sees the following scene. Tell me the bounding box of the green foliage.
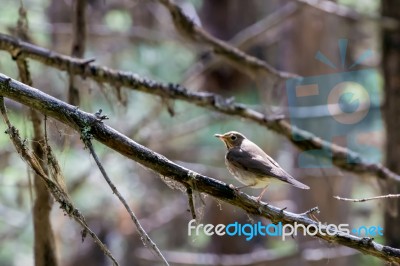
[119,42,195,83]
[104,10,132,32]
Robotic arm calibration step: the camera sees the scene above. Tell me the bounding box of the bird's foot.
[229,184,240,192]
[256,200,269,212]
[279,207,287,217]
[255,196,268,204]
[300,206,320,221]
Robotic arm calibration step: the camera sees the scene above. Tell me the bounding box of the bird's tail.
[288,178,310,189]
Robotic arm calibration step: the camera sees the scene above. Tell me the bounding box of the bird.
[215,131,309,201]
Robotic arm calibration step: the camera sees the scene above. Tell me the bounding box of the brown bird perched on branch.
[215,131,309,201]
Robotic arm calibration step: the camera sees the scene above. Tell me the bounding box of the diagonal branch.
[157,0,297,80]
[83,138,169,265]
[0,34,397,184]
[0,74,400,263]
[229,2,299,49]
[184,2,299,85]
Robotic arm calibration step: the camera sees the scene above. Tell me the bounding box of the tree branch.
[0,33,397,184]
[156,0,297,80]
[334,194,400,202]
[183,2,299,85]
[229,2,299,49]
[83,138,169,265]
[0,74,399,263]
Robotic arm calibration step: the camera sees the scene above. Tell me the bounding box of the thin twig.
[334,194,400,202]
[230,2,299,48]
[300,206,320,216]
[82,138,169,266]
[300,206,320,222]
[186,187,196,220]
[1,76,400,263]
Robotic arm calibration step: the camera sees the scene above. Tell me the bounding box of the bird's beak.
[215,133,229,149]
[214,134,224,139]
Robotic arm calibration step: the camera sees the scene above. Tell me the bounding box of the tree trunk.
[382,0,400,248]
[31,111,58,266]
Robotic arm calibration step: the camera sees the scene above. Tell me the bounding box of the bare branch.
[157,0,298,80]
[230,2,299,49]
[0,75,400,263]
[186,187,196,220]
[184,2,299,86]
[82,138,169,265]
[334,194,400,202]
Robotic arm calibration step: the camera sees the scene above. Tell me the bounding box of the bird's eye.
[230,135,237,141]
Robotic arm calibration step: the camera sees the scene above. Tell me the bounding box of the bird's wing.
[226,148,309,189]
[226,148,287,179]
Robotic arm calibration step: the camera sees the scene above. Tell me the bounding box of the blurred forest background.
[0,0,398,265]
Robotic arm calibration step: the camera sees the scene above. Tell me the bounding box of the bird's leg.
[236,184,254,190]
[256,185,269,202]
[229,184,254,192]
